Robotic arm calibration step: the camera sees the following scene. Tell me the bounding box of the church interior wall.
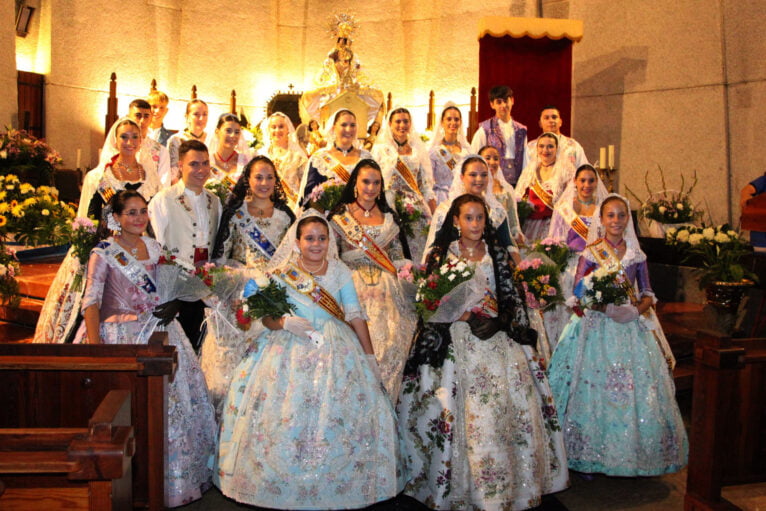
[6,0,766,226]
[2,1,19,127]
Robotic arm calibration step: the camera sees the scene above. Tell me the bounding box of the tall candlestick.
[76,148,81,170]
[599,147,606,169]
[608,145,615,169]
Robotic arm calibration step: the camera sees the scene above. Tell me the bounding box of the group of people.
[32,84,688,510]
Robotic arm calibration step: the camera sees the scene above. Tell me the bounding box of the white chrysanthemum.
[689,233,704,245]
[703,227,715,240]
[677,230,690,242]
[714,232,729,243]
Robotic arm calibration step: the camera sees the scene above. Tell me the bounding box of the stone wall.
[1,1,18,127]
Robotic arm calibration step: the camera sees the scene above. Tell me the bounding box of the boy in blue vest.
[470,85,528,186]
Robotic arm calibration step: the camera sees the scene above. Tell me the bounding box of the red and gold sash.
[220,174,237,193]
[530,179,554,211]
[280,177,298,205]
[322,154,351,183]
[556,201,589,241]
[395,158,423,198]
[275,263,345,322]
[439,148,457,170]
[333,211,397,274]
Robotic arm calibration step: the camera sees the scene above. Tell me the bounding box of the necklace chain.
[299,256,327,275]
[355,199,376,218]
[334,144,352,156]
[459,239,482,258]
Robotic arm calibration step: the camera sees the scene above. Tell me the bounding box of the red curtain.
[478,35,573,140]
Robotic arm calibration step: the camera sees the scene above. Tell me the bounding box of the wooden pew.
[0,390,134,510]
[684,331,766,510]
[0,333,176,511]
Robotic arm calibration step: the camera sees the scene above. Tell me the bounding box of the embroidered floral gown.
[429,145,469,204]
[332,211,417,401]
[547,256,688,476]
[299,148,373,205]
[200,207,292,418]
[214,259,406,509]
[398,244,568,511]
[73,237,216,507]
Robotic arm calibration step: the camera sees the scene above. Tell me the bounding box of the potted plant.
[627,166,702,238]
[0,127,62,185]
[666,225,758,311]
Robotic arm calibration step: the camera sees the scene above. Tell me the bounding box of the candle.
[76,148,81,169]
[599,147,606,169]
[608,145,615,169]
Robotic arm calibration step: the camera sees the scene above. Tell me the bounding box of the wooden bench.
[0,390,134,510]
[684,331,766,510]
[0,333,176,511]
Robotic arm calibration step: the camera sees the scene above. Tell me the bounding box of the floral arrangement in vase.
[0,174,76,247]
[0,127,63,182]
[626,166,702,237]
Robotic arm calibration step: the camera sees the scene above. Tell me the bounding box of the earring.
[354,187,358,198]
[455,224,461,237]
[245,187,253,200]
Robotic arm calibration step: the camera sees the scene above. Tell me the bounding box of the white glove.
[605,303,639,324]
[282,316,316,340]
[366,354,383,382]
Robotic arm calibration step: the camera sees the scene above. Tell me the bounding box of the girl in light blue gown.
[548,194,687,476]
[214,211,405,510]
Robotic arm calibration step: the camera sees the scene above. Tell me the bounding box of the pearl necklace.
[299,256,327,276]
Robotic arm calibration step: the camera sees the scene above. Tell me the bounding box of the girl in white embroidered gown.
[214,211,405,509]
[201,156,295,418]
[328,158,417,401]
[543,164,609,349]
[206,113,252,189]
[299,109,372,206]
[372,107,437,262]
[479,145,524,246]
[74,190,216,508]
[34,118,160,344]
[398,194,568,510]
[167,99,212,182]
[429,103,472,204]
[260,112,308,210]
[515,132,574,243]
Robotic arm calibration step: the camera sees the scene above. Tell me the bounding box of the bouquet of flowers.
[69,217,100,291]
[0,127,62,181]
[239,112,264,151]
[306,177,345,212]
[532,238,571,270]
[0,243,20,307]
[414,257,474,322]
[574,266,631,309]
[516,196,535,226]
[665,225,757,288]
[242,270,295,322]
[205,179,231,205]
[627,166,702,227]
[394,192,425,238]
[0,174,76,246]
[513,257,563,310]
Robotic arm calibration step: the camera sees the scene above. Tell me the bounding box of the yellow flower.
[19,183,34,194]
[5,174,19,183]
[0,215,6,226]
[0,203,8,214]
[23,197,37,207]
[41,209,50,216]
[11,205,24,217]
[37,185,50,195]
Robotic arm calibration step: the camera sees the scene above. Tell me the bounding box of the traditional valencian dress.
[260,112,309,210]
[214,217,405,509]
[299,146,373,205]
[515,156,573,243]
[74,237,216,507]
[331,207,417,401]
[548,199,687,476]
[398,240,568,510]
[200,205,293,418]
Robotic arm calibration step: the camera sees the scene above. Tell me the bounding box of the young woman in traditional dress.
[429,103,472,204]
[328,158,417,401]
[398,194,568,510]
[167,99,210,182]
[479,145,524,246]
[515,132,574,243]
[372,107,437,261]
[206,113,251,189]
[34,118,160,344]
[200,156,295,417]
[261,112,308,210]
[214,211,405,509]
[548,194,687,477]
[299,109,372,206]
[76,190,216,507]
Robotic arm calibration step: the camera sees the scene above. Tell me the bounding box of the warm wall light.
[16,5,35,37]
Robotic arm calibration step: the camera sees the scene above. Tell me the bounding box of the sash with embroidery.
[438,148,458,170]
[333,211,396,274]
[530,179,554,211]
[98,240,159,301]
[321,154,351,183]
[558,201,590,241]
[234,209,277,259]
[395,157,423,198]
[279,176,298,205]
[275,263,345,321]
